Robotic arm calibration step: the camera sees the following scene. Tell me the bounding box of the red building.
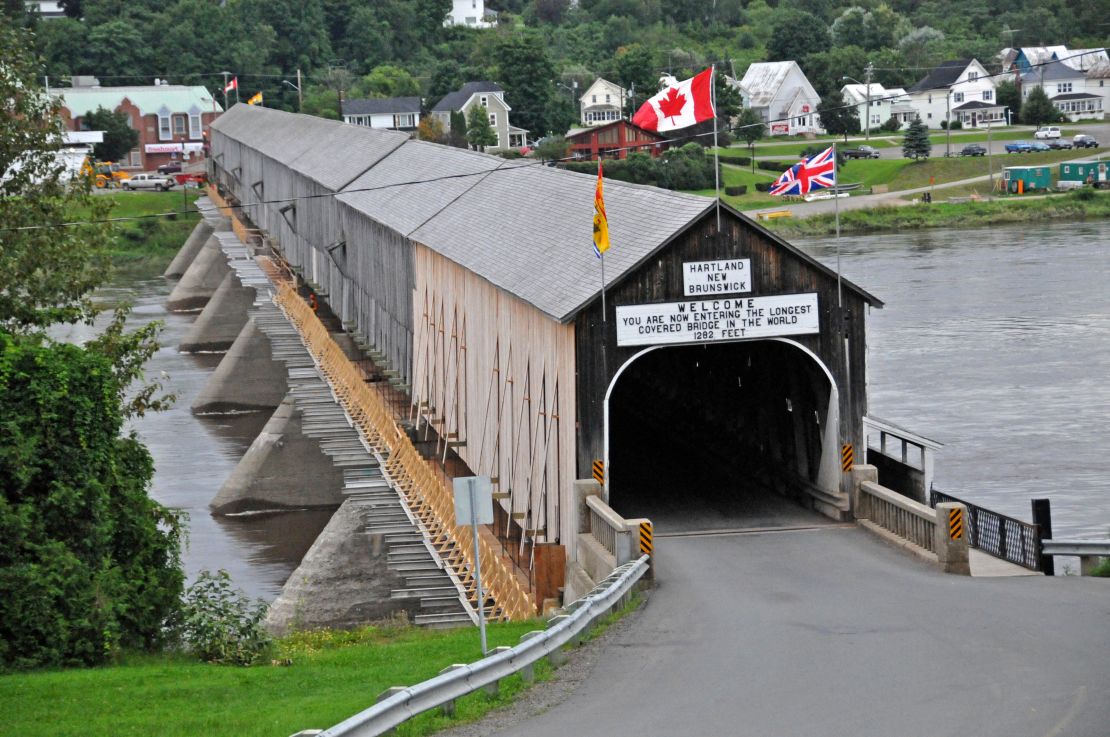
[55,82,223,172]
[566,120,668,161]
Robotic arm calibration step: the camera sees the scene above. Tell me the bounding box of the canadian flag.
[224,77,238,93]
[632,68,716,133]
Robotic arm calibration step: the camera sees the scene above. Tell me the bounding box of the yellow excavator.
[80,157,131,188]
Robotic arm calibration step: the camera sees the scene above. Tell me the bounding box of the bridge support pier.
[209,395,346,514]
[179,271,256,353]
[166,235,230,312]
[164,220,214,280]
[191,318,288,414]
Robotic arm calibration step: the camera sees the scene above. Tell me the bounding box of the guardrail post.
[1079,555,1102,576]
[438,665,467,715]
[850,465,878,517]
[484,647,511,696]
[518,631,544,682]
[1032,498,1054,576]
[373,687,406,736]
[546,615,571,664]
[934,502,970,575]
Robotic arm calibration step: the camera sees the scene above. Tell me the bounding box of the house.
[1008,46,1069,72]
[579,78,625,127]
[841,83,913,131]
[906,59,1006,128]
[445,0,494,28]
[25,1,64,18]
[342,97,422,132]
[565,119,667,161]
[1055,48,1108,72]
[1086,61,1110,120]
[733,62,822,136]
[54,80,222,171]
[1021,61,1104,121]
[430,81,527,150]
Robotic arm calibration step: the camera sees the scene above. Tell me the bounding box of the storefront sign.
[683,258,750,296]
[145,143,182,153]
[616,293,819,347]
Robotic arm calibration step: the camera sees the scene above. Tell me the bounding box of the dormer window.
[968,70,978,81]
[480,95,488,107]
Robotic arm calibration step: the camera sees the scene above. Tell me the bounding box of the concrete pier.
[179,271,256,353]
[166,236,231,312]
[209,396,346,514]
[191,318,288,414]
[163,220,215,280]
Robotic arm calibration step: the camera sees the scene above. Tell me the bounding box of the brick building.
[55,82,223,171]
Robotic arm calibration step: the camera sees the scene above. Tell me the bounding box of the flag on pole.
[631,68,715,133]
[592,160,610,259]
[769,146,837,196]
[224,77,238,94]
[247,91,263,106]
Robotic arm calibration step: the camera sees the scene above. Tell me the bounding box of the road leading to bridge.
[476,527,1109,737]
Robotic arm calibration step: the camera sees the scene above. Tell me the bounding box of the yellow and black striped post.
[592,459,604,485]
[948,507,964,540]
[841,443,854,472]
[638,521,653,556]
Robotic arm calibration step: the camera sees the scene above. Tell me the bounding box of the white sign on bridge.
[616,293,820,347]
[683,258,750,296]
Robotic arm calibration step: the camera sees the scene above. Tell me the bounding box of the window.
[173,114,186,135]
[480,95,488,107]
[129,148,141,167]
[158,113,171,141]
[983,90,993,101]
[953,92,964,103]
[395,113,416,128]
[968,71,978,81]
[488,113,496,127]
[927,112,933,119]
[605,94,610,103]
[928,94,932,103]
[1064,165,1070,174]
[592,94,597,103]
[1058,82,1072,94]
[189,112,202,139]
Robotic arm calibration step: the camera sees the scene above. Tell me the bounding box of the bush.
[717,153,752,166]
[880,117,901,132]
[939,120,948,130]
[948,120,962,130]
[175,570,272,666]
[725,185,748,196]
[1074,186,1096,200]
[561,145,716,191]
[757,160,795,173]
[755,182,773,192]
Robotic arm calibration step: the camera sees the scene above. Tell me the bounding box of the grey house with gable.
[431,81,527,150]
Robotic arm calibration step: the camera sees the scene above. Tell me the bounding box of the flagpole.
[600,253,607,322]
[711,64,721,231]
[833,143,842,311]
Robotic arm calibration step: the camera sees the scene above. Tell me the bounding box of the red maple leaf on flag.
[657,87,687,122]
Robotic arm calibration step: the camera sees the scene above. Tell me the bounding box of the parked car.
[1004,142,1033,153]
[1074,134,1100,148]
[958,144,987,156]
[157,161,182,174]
[122,173,176,191]
[842,145,880,159]
[1033,126,1062,140]
[1028,141,1051,152]
[1046,139,1073,150]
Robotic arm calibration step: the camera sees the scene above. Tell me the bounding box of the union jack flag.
[769,146,837,196]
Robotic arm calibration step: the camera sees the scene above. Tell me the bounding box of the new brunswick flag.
[247,91,263,106]
[592,160,610,258]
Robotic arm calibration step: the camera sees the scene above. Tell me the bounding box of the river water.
[90,219,1107,598]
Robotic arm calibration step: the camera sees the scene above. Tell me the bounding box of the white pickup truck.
[122,173,176,191]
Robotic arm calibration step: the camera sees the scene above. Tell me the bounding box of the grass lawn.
[686,163,781,207]
[1,620,554,737]
[80,190,203,278]
[884,147,1108,191]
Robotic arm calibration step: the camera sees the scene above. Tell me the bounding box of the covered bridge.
[208,104,881,582]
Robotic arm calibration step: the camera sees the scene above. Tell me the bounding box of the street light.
[283,71,303,111]
[841,75,870,140]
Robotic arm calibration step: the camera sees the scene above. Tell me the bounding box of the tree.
[357,65,419,99]
[735,108,766,172]
[534,135,568,163]
[83,107,139,162]
[494,33,554,136]
[767,9,826,62]
[1020,86,1062,126]
[448,110,468,148]
[996,80,1020,125]
[417,116,445,143]
[466,104,497,150]
[818,90,861,142]
[613,43,657,112]
[902,117,931,160]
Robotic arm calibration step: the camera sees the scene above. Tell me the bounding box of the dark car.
[1046,139,1073,150]
[842,145,881,159]
[959,144,987,156]
[1074,134,1100,148]
[1004,142,1033,153]
[157,161,182,175]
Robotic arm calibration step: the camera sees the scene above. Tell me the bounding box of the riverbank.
[83,190,202,278]
[766,189,1110,236]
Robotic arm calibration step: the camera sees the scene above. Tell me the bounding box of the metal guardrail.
[318,555,651,737]
[1042,540,1110,557]
[930,490,1041,570]
[858,480,936,553]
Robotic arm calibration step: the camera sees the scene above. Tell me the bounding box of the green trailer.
[1058,160,1109,188]
[1002,165,1052,193]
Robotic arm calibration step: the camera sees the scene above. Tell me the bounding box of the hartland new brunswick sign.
[616,261,819,347]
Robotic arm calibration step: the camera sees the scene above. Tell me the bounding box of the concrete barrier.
[179,271,256,353]
[209,395,346,514]
[166,235,230,312]
[191,318,288,414]
[164,220,214,279]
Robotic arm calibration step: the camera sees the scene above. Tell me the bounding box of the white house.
[1086,60,1110,120]
[1021,61,1104,121]
[342,97,421,131]
[733,61,822,135]
[841,83,913,131]
[431,81,527,150]
[579,78,625,127]
[445,0,494,28]
[907,59,1006,128]
[1056,48,1108,72]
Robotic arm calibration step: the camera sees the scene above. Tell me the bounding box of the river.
[93,219,1107,598]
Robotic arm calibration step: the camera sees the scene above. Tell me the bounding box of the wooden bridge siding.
[574,211,869,483]
[412,245,576,545]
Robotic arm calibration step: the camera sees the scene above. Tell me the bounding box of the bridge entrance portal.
[605,339,841,532]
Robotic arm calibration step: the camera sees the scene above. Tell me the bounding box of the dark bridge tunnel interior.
[606,340,834,532]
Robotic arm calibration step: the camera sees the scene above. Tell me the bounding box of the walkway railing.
[586,495,624,558]
[930,489,1041,570]
[274,282,533,621]
[858,480,936,553]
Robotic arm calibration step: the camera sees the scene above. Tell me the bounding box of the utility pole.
[987,119,993,199]
[296,68,303,111]
[864,61,873,140]
[222,71,229,111]
[945,90,951,157]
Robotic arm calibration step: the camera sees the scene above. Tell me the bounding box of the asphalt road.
[485,527,1110,737]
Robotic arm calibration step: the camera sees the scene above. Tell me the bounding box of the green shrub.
[755,182,773,192]
[949,120,963,130]
[880,117,901,132]
[175,570,272,666]
[717,153,752,166]
[1090,557,1110,577]
[757,160,795,172]
[725,185,748,195]
[1073,186,1096,200]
